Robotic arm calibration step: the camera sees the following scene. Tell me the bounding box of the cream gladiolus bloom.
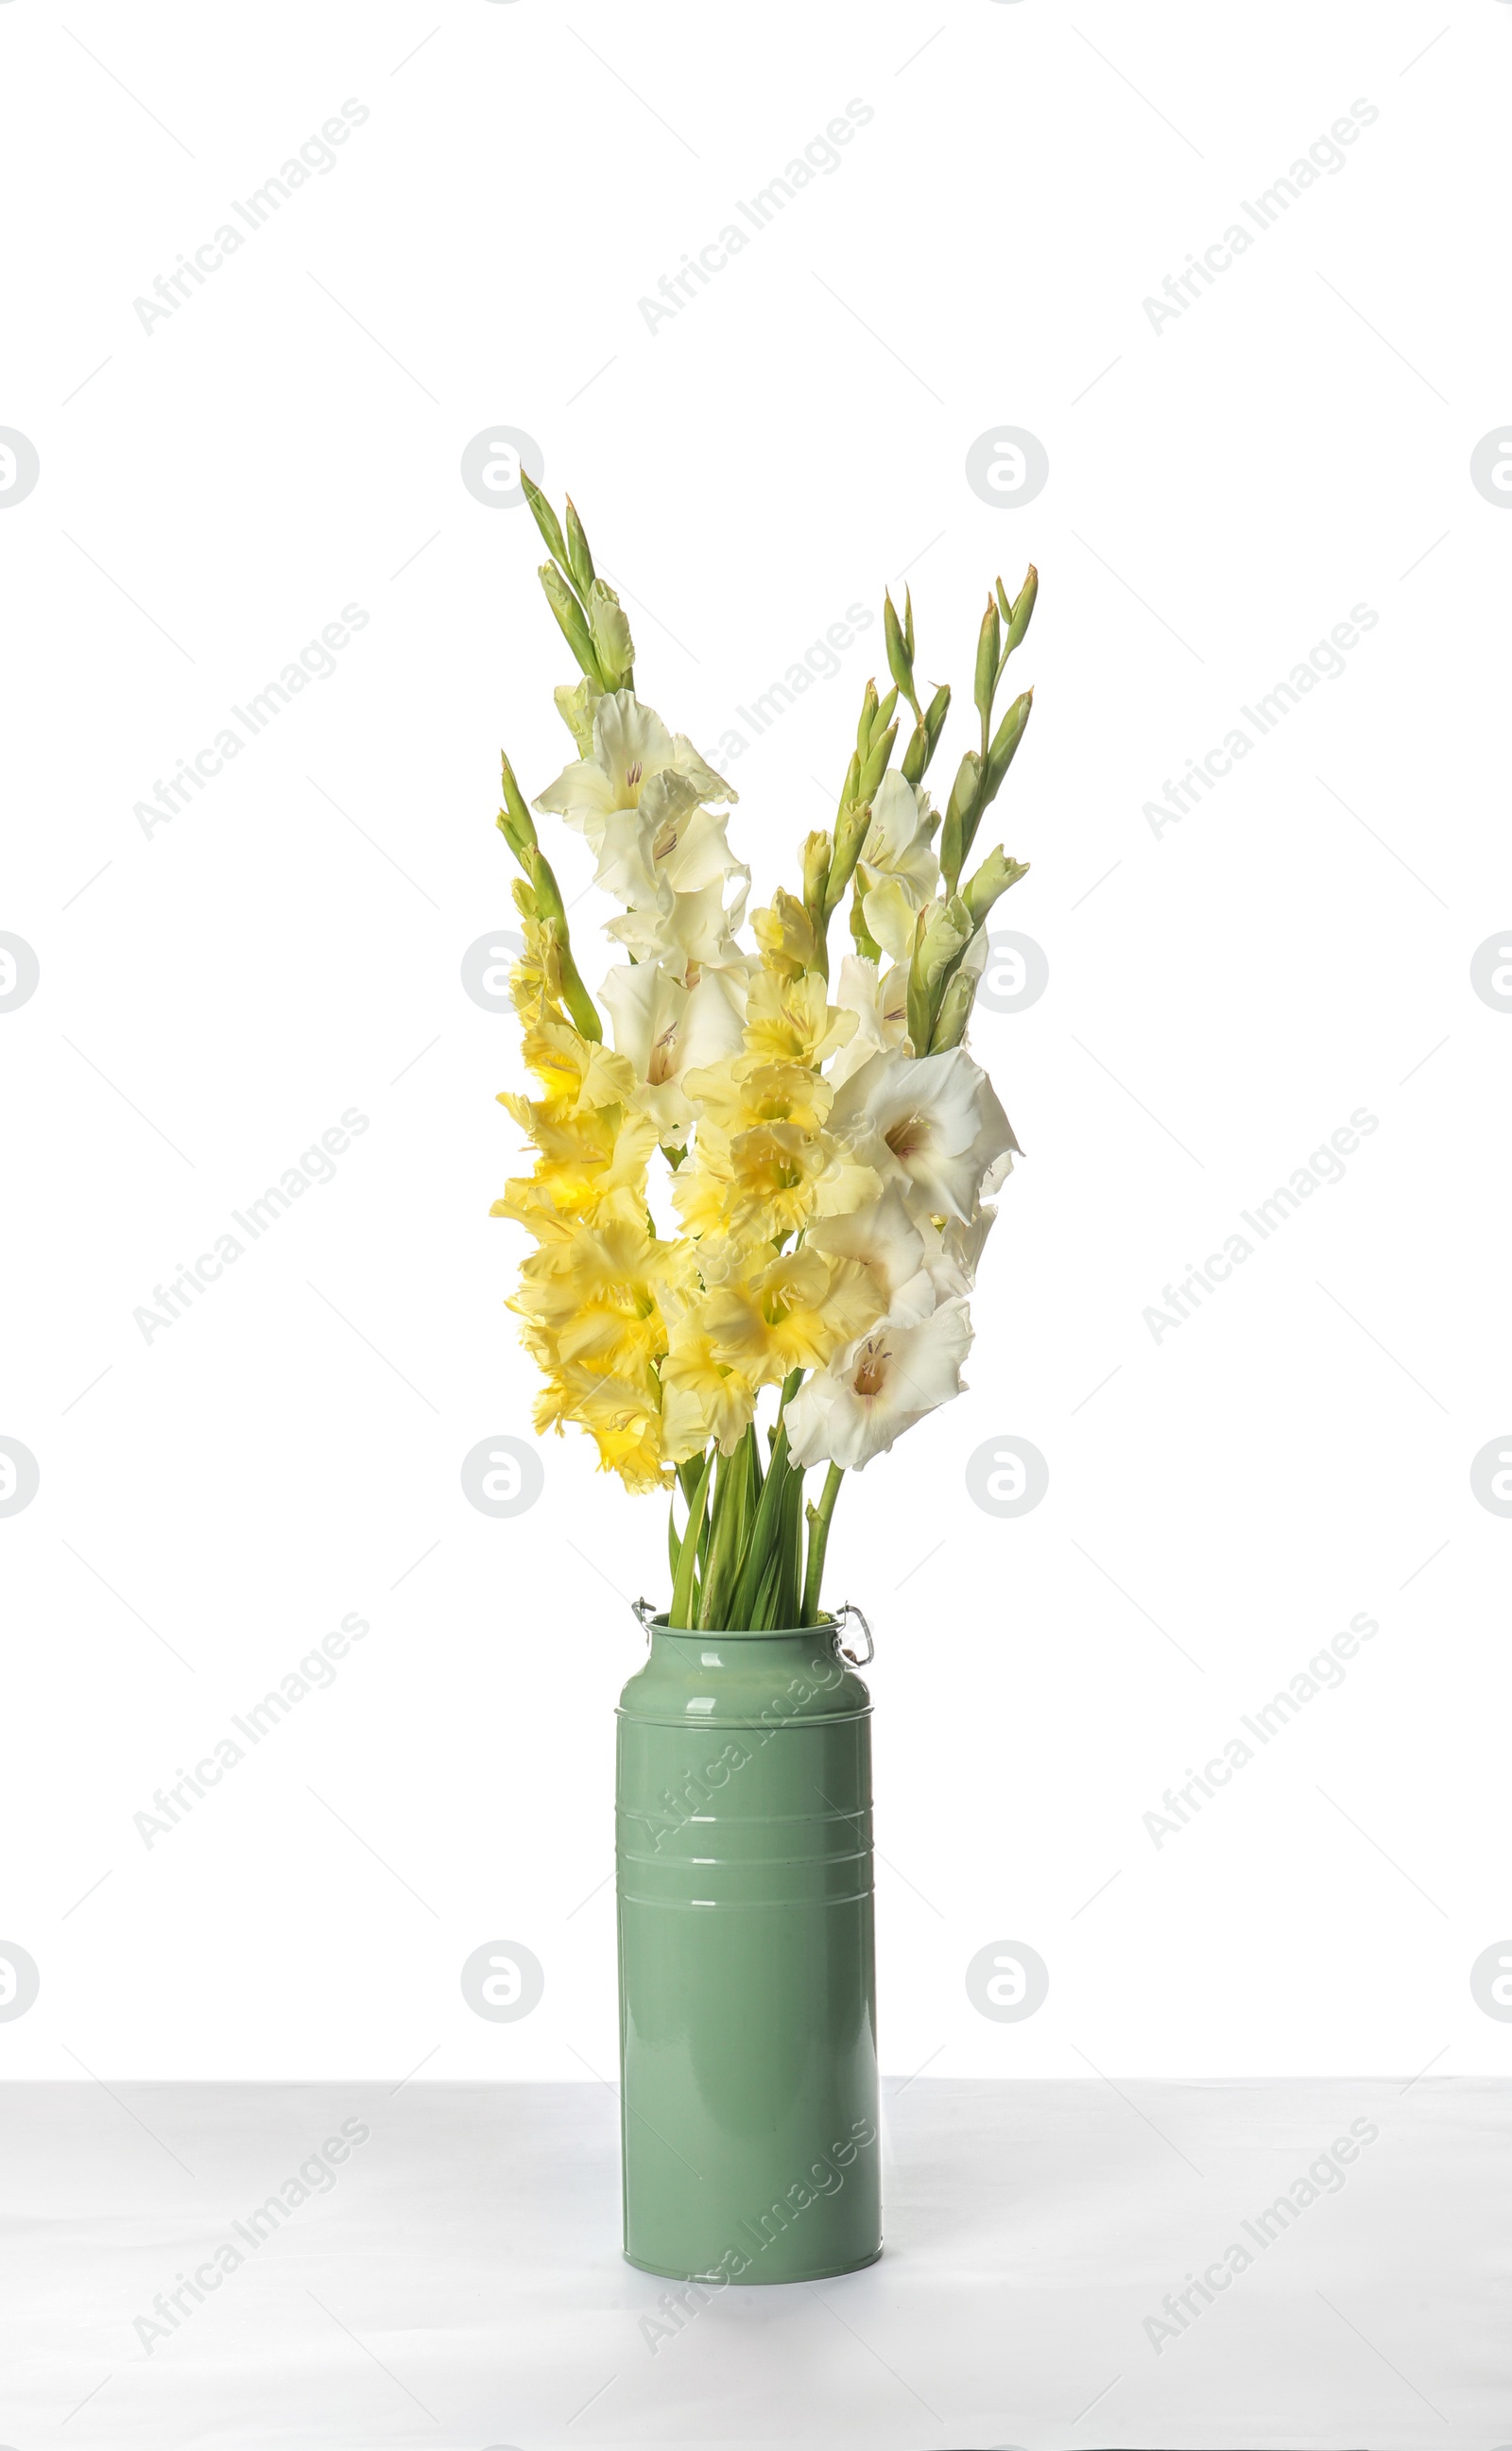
[828,1045,1019,1226]
[917,1201,999,1303]
[537,690,734,839]
[801,1182,933,1324]
[784,1299,973,1471]
[855,772,938,963]
[538,691,749,980]
[599,962,747,1145]
[829,954,910,1084]
[608,869,753,982]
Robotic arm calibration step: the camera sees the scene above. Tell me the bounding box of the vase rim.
[645,1614,841,1641]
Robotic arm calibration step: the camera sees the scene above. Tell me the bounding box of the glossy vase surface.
[615,1617,880,2283]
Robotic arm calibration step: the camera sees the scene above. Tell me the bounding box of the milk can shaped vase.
[615,1606,881,2283]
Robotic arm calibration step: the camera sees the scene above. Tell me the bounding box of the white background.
[3,0,1509,2089]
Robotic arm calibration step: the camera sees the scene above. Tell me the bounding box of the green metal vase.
[615,1607,881,2284]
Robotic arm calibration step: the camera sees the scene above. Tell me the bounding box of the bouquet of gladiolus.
[491,477,1035,1630]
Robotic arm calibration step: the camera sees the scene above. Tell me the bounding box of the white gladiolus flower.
[858,772,937,897]
[829,955,910,1084]
[538,690,750,978]
[608,869,753,982]
[802,1182,934,1324]
[918,1202,997,1303]
[785,1299,973,1471]
[600,963,746,1144]
[592,800,745,910]
[536,690,734,841]
[856,772,938,961]
[828,1045,1020,1226]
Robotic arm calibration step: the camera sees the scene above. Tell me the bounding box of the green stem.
[667,1500,682,1592]
[729,1417,793,1628]
[771,1453,805,1629]
[801,1462,845,1626]
[698,1446,744,1629]
[668,1448,714,1628]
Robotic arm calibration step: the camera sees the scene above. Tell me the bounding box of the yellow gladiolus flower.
[534,1359,670,1492]
[740,971,857,1070]
[702,1246,884,1389]
[671,1117,832,1246]
[512,1021,637,1118]
[683,1057,833,1139]
[508,914,568,1030]
[750,889,822,980]
[511,1220,679,1376]
[659,1312,757,1461]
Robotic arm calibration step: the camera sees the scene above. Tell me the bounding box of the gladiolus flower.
[784,1301,973,1471]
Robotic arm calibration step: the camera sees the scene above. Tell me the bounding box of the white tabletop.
[4,2075,1505,2449]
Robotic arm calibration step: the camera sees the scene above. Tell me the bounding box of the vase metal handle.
[832,1602,874,1667]
[632,1597,872,1662]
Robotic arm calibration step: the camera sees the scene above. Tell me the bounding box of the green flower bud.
[903,682,952,786]
[885,591,919,720]
[825,792,870,918]
[985,687,1032,794]
[563,495,595,597]
[801,829,833,975]
[1006,563,1038,651]
[856,679,879,760]
[834,750,861,828]
[850,884,883,966]
[940,750,983,892]
[497,749,538,858]
[973,596,1002,731]
[540,561,606,687]
[587,578,634,691]
[962,843,1030,931]
[908,895,972,1053]
[918,893,973,995]
[521,474,572,582]
[930,925,989,1050]
[857,719,898,806]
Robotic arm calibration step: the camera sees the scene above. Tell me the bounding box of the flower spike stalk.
[489,480,1037,1626]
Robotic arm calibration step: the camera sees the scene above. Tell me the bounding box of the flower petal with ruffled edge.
[600,962,747,1144]
[827,1044,1019,1225]
[784,1298,973,1471]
